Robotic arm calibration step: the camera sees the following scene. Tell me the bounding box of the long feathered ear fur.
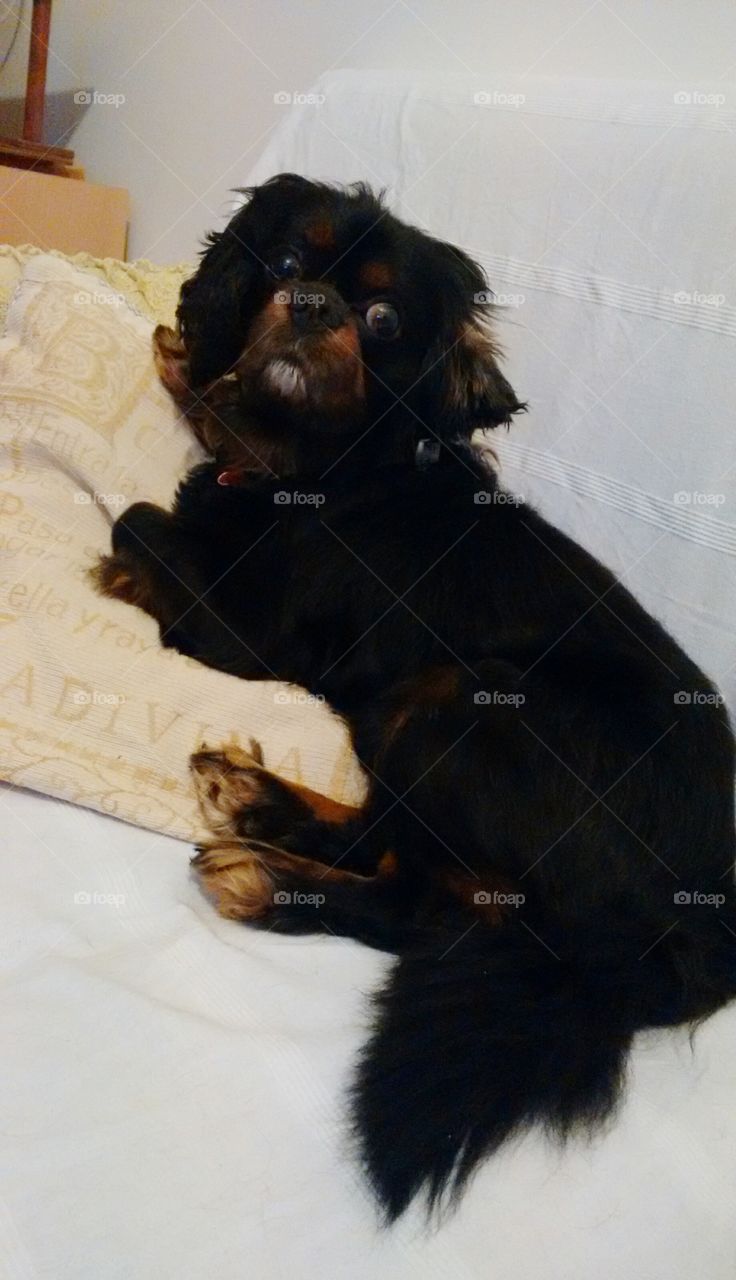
[427,318,526,433]
[177,173,317,388]
[177,225,255,388]
[413,240,526,438]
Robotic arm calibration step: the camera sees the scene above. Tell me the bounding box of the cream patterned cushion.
[0,253,363,840]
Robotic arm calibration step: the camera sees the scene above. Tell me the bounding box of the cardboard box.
[0,165,129,258]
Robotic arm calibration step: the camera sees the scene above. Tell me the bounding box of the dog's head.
[159,174,524,467]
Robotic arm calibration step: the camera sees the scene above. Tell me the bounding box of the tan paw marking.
[190,739,267,836]
[191,841,273,920]
[89,553,147,606]
[152,323,192,399]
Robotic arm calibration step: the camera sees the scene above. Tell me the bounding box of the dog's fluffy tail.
[351,906,736,1221]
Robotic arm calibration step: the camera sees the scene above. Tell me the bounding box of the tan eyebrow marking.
[305,220,336,249]
[360,261,394,291]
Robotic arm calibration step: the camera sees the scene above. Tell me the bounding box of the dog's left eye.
[269,249,302,279]
[364,301,400,339]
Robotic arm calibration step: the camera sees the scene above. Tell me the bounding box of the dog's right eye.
[269,249,302,280]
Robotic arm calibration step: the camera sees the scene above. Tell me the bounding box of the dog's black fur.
[96,175,736,1221]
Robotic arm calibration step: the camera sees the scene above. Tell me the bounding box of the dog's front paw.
[153,324,193,405]
[89,549,148,605]
[190,739,316,846]
[190,740,269,836]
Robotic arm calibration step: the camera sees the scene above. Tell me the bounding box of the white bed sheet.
[3,783,736,1280]
[4,72,736,1279]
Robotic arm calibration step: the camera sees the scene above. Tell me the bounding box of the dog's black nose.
[289,285,348,333]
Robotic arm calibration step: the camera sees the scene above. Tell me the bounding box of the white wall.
[2,0,734,261]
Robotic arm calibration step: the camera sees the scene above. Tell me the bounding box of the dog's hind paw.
[191,840,273,920]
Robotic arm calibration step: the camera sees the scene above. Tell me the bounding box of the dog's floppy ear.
[177,221,256,388]
[413,240,525,437]
[177,173,317,388]
[422,319,525,434]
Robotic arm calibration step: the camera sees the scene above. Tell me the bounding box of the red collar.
[216,466,249,487]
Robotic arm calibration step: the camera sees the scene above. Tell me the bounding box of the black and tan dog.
[94,174,736,1221]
